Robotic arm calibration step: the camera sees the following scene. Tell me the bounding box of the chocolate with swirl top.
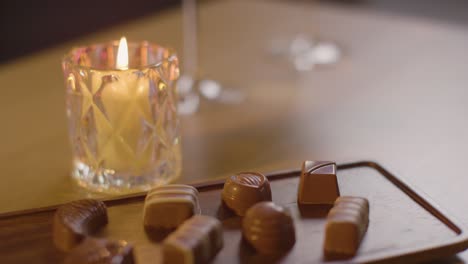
[64,238,134,264]
[52,199,108,251]
[222,172,272,216]
[242,202,295,254]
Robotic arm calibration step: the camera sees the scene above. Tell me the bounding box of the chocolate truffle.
[144,184,200,231]
[323,196,369,259]
[242,202,295,254]
[297,161,340,205]
[162,215,223,264]
[222,172,272,216]
[64,238,134,264]
[52,199,108,251]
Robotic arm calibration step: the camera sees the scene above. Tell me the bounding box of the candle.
[62,37,181,193]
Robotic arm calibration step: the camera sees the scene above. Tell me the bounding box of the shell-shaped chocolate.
[222,172,272,216]
[242,202,295,254]
[64,238,134,264]
[53,199,108,251]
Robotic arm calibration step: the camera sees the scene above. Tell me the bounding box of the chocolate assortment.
[52,199,108,251]
[144,184,200,231]
[162,215,223,264]
[323,196,370,259]
[64,238,134,264]
[52,161,376,263]
[298,161,340,205]
[222,172,272,216]
[242,201,296,254]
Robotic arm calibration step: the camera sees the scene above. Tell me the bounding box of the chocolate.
[162,215,223,264]
[222,172,272,216]
[297,161,340,205]
[242,202,295,254]
[144,184,200,230]
[52,199,108,251]
[64,238,134,264]
[323,196,369,259]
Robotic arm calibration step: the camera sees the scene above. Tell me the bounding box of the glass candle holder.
[62,40,182,193]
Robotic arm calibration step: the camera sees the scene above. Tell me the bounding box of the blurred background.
[2,0,468,64]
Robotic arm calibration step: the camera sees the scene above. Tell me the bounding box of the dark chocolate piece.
[242,202,295,254]
[297,161,340,205]
[162,215,223,264]
[222,172,272,216]
[53,199,108,251]
[144,184,200,231]
[324,196,369,259]
[64,238,134,264]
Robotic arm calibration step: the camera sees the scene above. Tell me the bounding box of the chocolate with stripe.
[297,161,340,205]
[143,184,200,231]
[162,215,223,264]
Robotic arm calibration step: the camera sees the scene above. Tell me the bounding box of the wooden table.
[1,0,468,262]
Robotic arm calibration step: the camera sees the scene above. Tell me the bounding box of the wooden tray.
[1,161,468,264]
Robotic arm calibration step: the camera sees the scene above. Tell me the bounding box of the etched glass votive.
[62,39,182,193]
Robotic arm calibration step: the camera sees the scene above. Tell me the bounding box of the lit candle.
[63,37,181,192]
[90,37,150,173]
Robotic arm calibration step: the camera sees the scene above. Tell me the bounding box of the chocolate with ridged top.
[298,161,340,205]
[324,196,369,259]
[242,202,295,254]
[64,238,134,264]
[222,172,272,216]
[52,199,108,251]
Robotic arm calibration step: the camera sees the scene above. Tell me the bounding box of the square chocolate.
[297,161,340,205]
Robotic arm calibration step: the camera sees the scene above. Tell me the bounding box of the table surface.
[1,0,468,262]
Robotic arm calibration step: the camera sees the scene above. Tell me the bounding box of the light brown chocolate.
[324,196,369,259]
[144,184,200,231]
[242,202,295,254]
[64,238,134,264]
[52,199,108,252]
[222,172,272,216]
[297,161,340,205]
[162,215,223,264]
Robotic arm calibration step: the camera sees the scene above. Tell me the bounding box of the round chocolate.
[221,172,272,216]
[242,202,296,254]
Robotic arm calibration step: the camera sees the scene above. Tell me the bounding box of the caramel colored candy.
[162,215,223,264]
[297,161,340,205]
[222,172,272,216]
[324,196,369,259]
[242,202,295,254]
[144,184,200,230]
[64,238,134,264]
[52,199,108,251]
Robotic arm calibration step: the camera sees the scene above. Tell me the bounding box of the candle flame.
[116,36,129,69]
